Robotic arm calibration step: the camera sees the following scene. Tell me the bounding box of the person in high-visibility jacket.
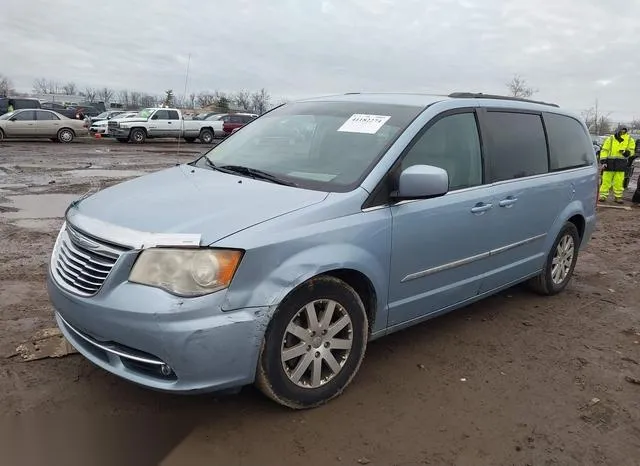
[599,126,636,203]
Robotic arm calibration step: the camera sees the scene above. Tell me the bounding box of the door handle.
[168,122,172,124]
[471,202,493,214]
[499,197,518,208]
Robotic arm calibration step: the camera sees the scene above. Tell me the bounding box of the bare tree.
[250,88,271,114]
[33,78,48,94]
[582,100,612,136]
[233,90,252,111]
[214,91,230,110]
[62,82,77,95]
[97,87,114,103]
[197,92,216,107]
[84,87,97,102]
[0,75,14,97]
[188,92,196,109]
[139,94,158,107]
[118,90,130,107]
[506,74,537,98]
[130,91,141,108]
[629,118,640,131]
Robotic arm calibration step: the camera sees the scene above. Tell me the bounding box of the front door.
[148,110,171,137]
[5,110,37,137]
[388,110,496,327]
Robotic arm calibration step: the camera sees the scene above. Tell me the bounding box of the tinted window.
[152,110,169,120]
[13,110,37,121]
[483,111,548,182]
[545,113,594,170]
[16,99,39,109]
[167,110,180,120]
[230,115,243,123]
[36,111,60,120]
[401,112,483,190]
[241,115,255,123]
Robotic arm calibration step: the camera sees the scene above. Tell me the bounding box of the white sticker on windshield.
[337,114,391,134]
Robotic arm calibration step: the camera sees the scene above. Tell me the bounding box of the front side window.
[13,110,37,121]
[544,113,594,170]
[483,111,548,182]
[199,101,423,192]
[401,112,483,190]
[152,110,169,120]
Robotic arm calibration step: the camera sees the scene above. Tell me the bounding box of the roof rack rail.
[448,92,559,108]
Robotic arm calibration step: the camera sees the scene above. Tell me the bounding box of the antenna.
[176,53,191,163]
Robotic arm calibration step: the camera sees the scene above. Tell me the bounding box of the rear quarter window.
[482,111,548,182]
[544,113,595,170]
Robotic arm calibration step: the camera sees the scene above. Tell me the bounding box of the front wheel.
[256,276,368,409]
[199,129,214,144]
[529,222,580,295]
[129,128,146,144]
[57,128,74,143]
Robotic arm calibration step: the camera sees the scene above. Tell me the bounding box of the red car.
[222,113,257,135]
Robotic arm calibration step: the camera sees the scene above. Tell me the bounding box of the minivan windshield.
[200,101,423,191]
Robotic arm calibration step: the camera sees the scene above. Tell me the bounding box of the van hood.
[70,165,328,245]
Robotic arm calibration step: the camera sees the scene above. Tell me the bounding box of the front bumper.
[47,271,270,393]
[108,127,130,138]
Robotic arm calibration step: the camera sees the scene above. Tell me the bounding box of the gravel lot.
[1,139,639,466]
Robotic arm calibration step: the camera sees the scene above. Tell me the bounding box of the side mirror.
[392,165,449,201]
[151,114,158,120]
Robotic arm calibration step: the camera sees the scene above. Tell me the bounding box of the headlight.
[129,248,243,297]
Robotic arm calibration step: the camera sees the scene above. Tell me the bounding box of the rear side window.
[544,113,594,170]
[483,111,548,182]
[36,110,60,120]
[167,110,180,120]
[230,115,243,123]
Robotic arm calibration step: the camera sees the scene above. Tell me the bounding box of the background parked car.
[90,110,126,124]
[222,113,257,136]
[0,97,41,115]
[90,112,139,136]
[0,109,88,143]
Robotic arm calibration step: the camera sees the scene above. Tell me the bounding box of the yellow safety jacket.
[600,133,636,171]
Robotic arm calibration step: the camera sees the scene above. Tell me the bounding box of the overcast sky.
[2,0,639,119]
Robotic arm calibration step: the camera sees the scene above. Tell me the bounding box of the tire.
[199,129,214,144]
[256,275,369,409]
[0,129,4,142]
[184,137,196,143]
[116,138,128,143]
[528,222,580,296]
[57,128,74,143]
[129,128,146,144]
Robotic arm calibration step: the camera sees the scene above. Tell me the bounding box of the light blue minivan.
[47,92,598,408]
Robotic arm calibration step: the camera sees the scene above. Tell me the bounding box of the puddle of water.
[12,218,64,232]
[65,169,144,179]
[0,194,79,219]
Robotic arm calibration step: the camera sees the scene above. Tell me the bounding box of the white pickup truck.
[108,107,216,144]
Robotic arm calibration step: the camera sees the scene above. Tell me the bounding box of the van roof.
[300,92,561,111]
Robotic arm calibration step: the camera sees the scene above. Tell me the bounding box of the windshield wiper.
[216,164,297,187]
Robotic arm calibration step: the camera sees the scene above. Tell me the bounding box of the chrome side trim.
[57,312,165,366]
[66,208,201,249]
[401,233,547,282]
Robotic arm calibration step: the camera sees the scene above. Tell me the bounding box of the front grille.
[52,225,126,296]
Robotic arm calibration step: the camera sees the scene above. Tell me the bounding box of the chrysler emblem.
[67,228,100,250]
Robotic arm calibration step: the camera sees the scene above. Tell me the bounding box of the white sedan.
[90,112,139,136]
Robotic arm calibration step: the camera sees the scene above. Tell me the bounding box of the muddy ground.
[1,139,639,466]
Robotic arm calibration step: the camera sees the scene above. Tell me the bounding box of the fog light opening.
[160,364,173,377]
